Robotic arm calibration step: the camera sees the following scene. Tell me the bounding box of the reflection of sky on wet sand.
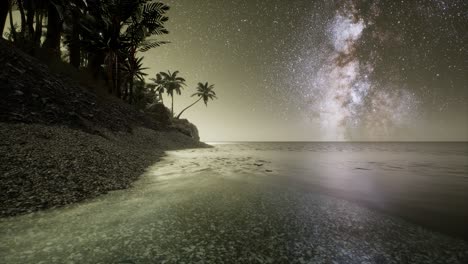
[1,142,467,263]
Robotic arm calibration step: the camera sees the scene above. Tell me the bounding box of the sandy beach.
[1,142,467,263]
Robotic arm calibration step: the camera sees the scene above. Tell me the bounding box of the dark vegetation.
[0,0,212,216]
[2,0,169,107]
[1,0,217,116]
[0,38,207,216]
[0,39,171,133]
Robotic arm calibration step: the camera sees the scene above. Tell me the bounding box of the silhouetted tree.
[5,1,52,53]
[62,0,88,68]
[121,55,148,104]
[151,73,166,104]
[24,0,35,41]
[176,82,217,119]
[132,81,160,110]
[17,0,27,38]
[4,0,171,107]
[78,0,169,97]
[42,2,62,57]
[0,0,10,37]
[32,1,46,46]
[154,71,186,116]
[6,1,17,42]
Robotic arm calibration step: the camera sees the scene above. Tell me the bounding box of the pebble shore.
[1,147,467,263]
[0,122,206,217]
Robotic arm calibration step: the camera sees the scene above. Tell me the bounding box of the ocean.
[206,142,468,239]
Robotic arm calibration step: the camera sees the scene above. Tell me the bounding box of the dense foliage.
[2,0,168,105]
[1,0,217,115]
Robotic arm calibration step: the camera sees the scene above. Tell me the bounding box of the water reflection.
[1,143,467,263]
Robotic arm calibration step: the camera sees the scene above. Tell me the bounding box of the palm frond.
[138,40,169,52]
[159,71,170,79]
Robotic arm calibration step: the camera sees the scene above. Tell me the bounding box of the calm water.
[208,142,468,239]
[1,142,468,263]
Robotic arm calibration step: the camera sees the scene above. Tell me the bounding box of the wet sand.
[1,143,468,263]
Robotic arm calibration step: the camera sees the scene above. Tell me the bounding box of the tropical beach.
[1,0,468,263]
[2,143,468,263]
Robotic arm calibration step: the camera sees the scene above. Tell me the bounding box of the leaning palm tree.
[153,70,186,116]
[176,82,217,119]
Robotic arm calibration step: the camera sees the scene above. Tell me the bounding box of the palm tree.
[5,0,48,53]
[176,82,217,119]
[120,55,148,104]
[42,0,62,58]
[150,73,166,104]
[78,0,170,96]
[153,70,186,116]
[62,0,88,68]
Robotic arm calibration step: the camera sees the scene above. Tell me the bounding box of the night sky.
[144,0,467,141]
[7,0,466,141]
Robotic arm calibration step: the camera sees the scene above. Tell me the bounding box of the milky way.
[147,0,467,141]
[309,1,419,140]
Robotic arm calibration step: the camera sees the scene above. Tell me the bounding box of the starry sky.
[8,0,467,141]
[146,0,467,141]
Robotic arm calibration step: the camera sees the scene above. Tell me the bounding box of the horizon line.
[204,140,468,143]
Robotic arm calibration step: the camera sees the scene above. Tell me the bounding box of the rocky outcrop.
[145,103,172,128]
[171,118,200,141]
[144,105,201,141]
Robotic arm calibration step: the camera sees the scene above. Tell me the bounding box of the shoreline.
[1,38,209,218]
[0,122,208,217]
[157,143,468,242]
[2,146,467,263]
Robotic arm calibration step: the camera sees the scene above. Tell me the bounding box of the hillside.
[0,40,207,216]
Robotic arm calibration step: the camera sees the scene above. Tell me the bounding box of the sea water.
[205,142,468,238]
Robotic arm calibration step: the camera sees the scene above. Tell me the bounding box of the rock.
[171,119,200,141]
[145,103,171,127]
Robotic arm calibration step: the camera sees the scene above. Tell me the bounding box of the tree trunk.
[114,57,121,98]
[69,10,80,68]
[25,0,35,41]
[17,0,27,37]
[43,2,62,58]
[158,92,164,104]
[129,79,134,104]
[8,2,16,41]
[124,83,129,101]
[176,97,202,119]
[34,10,44,47]
[171,94,174,117]
[81,51,89,68]
[0,0,9,37]
[89,52,105,79]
